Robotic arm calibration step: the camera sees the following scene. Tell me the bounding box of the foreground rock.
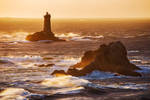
[53,41,141,77]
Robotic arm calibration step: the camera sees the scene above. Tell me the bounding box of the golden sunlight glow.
[53,73,68,77]
[0,88,28,100]
[0,0,150,18]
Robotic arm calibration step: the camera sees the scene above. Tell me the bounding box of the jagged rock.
[53,41,142,77]
[71,50,97,69]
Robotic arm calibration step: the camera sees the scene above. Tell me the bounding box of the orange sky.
[0,0,150,18]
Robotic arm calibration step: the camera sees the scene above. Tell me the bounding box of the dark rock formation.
[53,41,142,77]
[26,31,63,41]
[52,70,68,75]
[38,63,54,67]
[71,50,97,69]
[26,12,64,42]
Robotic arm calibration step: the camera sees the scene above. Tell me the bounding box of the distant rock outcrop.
[52,41,142,77]
[26,12,64,42]
[26,31,63,41]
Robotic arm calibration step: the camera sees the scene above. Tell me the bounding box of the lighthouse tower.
[26,12,64,41]
[44,12,51,32]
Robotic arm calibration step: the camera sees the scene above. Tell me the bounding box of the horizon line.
[0,16,150,19]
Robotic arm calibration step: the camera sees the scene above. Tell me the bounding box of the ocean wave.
[0,55,47,68]
[0,88,30,100]
[52,56,81,67]
[81,70,124,79]
[0,32,29,42]
[56,32,104,41]
[41,75,89,88]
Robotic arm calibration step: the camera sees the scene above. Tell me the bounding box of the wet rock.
[51,70,68,76]
[53,41,142,77]
[71,50,97,69]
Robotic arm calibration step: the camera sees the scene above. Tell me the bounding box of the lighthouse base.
[26,31,64,42]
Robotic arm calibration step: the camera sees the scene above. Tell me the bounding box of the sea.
[0,18,150,100]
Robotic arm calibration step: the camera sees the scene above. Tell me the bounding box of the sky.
[0,0,150,18]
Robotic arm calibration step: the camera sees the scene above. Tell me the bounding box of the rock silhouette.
[52,70,68,75]
[52,41,142,77]
[26,12,64,41]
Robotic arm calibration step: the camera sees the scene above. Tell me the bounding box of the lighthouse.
[26,12,64,41]
[44,12,51,32]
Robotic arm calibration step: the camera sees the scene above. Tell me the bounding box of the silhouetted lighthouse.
[44,12,51,32]
[26,12,64,41]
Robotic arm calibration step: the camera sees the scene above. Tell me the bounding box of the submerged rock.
[53,41,142,77]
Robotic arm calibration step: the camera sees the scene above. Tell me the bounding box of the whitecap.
[136,66,150,76]
[56,32,104,41]
[70,37,92,41]
[40,75,89,94]
[81,70,123,79]
[101,83,148,90]
[128,50,139,53]
[0,55,47,68]
[56,33,80,38]
[0,88,30,100]
[53,57,81,67]
[41,76,89,88]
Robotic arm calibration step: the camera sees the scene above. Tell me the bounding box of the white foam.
[0,88,46,100]
[82,35,104,39]
[56,32,104,41]
[70,35,104,41]
[49,57,81,74]
[54,87,84,94]
[49,65,69,74]
[81,70,122,79]
[40,75,89,94]
[54,57,81,67]
[0,32,29,42]
[56,33,80,38]
[71,37,92,41]
[102,83,148,90]
[130,59,142,64]
[0,88,30,100]
[0,55,42,62]
[128,50,139,53]
[136,66,150,75]
[0,55,46,68]
[41,76,89,88]
[86,82,149,91]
